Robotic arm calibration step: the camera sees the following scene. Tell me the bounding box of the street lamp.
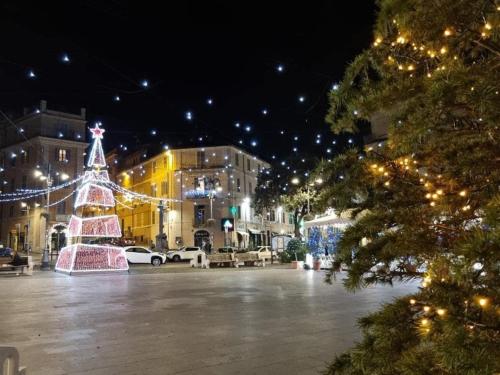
[291,176,323,213]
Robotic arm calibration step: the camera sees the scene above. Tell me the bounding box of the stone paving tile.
[0,269,417,374]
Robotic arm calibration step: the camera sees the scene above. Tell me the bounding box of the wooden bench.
[0,256,33,276]
[207,253,238,268]
[235,252,265,267]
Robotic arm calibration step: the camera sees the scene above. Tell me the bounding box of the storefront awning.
[303,215,352,229]
[248,228,264,235]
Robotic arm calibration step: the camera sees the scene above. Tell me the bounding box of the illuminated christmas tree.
[55,124,128,273]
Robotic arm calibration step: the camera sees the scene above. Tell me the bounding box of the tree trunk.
[294,209,301,238]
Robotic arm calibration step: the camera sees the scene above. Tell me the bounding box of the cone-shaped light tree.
[55,124,128,273]
[317,0,499,373]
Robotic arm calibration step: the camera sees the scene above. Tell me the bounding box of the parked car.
[166,246,204,262]
[0,246,13,257]
[124,246,166,266]
[248,246,276,261]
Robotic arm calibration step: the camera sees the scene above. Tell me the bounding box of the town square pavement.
[0,267,417,375]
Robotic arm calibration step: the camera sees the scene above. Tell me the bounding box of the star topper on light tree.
[55,123,129,274]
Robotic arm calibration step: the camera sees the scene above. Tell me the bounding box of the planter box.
[291,261,304,269]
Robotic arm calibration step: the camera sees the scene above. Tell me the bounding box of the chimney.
[40,100,47,112]
[80,107,86,119]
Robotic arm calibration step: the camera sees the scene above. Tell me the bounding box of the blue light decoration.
[185,190,211,199]
[325,225,342,255]
[307,227,323,257]
[307,225,342,258]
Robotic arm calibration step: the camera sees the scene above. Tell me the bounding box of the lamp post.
[35,165,53,271]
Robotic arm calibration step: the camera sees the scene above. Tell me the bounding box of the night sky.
[0,1,376,164]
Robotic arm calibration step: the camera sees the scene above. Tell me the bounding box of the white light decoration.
[55,123,128,274]
[75,183,115,208]
[86,123,107,168]
[276,64,284,72]
[68,215,122,237]
[28,69,36,79]
[61,53,70,63]
[298,96,305,102]
[141,79,149,88]
[55,244,128,273]
[114,95,121,102]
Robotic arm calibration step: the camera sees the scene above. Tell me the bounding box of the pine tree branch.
[472,39,500,57]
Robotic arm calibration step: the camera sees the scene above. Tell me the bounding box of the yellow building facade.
[110,145,294,250]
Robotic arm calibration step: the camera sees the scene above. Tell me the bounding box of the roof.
[303,214,352,228]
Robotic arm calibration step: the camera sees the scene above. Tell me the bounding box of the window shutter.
[66,149,71,161]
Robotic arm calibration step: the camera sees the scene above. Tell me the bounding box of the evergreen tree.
[317,0,500,373]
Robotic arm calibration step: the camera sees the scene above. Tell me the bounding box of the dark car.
[0,247,13,257]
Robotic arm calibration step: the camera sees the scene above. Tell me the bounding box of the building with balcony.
[109,145,294,250]
[0,100,88,253]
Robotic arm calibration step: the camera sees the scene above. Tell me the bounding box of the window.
[152,161,157,173]
[288,214,294,225]
[235,153,239,166]
[22,176,27,189]
[9,205,14,217]
[22,150,29,164]
[257,164,261,173]
[163,157,167,168]
[282,211,286,223]
[194,205,206,225]
[236,178,241,192]
[57,201,66,215]
[10,156,16,167]
[151,183,156,197]
[161,180,168,195]
[10,178,15,193]
[237,206,241,220]
[196,151,205,167]
[247,158,251,171]
[152,211,156,225]
[270,210,275,222]
[249,182,252,193]
[143,212,150,226]
[57,149,69,162]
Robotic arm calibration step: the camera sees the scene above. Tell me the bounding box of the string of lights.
[103,180,182,203]
[0,175,84,197]
[45,188,77,208]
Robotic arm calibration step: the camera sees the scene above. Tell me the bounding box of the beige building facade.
[109,145,294,250]
[0,101,87,253]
